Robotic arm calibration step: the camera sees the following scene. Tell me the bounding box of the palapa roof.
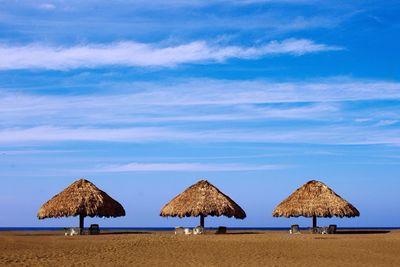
[160,180,246,219]
[38,179,125,219]
[273,180,360,218]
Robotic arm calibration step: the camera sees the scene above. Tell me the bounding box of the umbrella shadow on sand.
[222,232,261,235]
[100,231,152,235]
[336,230,390,235]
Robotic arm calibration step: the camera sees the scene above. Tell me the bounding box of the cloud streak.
[100,162,286,172]
[38,3,56,10]
[0,39,341,70]
[1,78,399,146]
[1,78,399,127]
[1,125,400,146]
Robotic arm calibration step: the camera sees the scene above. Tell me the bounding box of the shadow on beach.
[100,231,151,235]
[14,232,62,237]
[222,232,261,235]
[336,230,391,235]
[11,231,152,236]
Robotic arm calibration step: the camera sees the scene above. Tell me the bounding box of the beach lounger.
[175,227,185,235]
[328,224,337,234]
[193,226,204,235]
[64,227,79,236]
[289,224,300,234]
[184,228,192,235]
[215,226,227,234]
[311,227,322,234]
[89,224,100,235]
[311,226,335,234]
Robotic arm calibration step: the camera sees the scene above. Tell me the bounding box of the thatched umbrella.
[160,180,246,228]
[38,179,125,233]
[273,180,360,228]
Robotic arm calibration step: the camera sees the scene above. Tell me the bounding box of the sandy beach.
[0,230,399,266]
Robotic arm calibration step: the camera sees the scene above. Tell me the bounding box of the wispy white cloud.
[0,149,79,155]
[100,162,287,172]
[115,0,310,7]
[1,78,399,146]
[0,91,340,125]
[133,78,400,105]
[38,3,56,10]
[1,125,400,146]
[0,126,180,143]
[375,120,399,126]
[158,0,317,5]
[1,78,399,127]
[3,78,400,108]
[9,0,331,10]
[0,39,342,70]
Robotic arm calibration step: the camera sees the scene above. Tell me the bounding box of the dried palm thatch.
[272,180,360,227]
[160,180,246,227]
[38,179,125,231]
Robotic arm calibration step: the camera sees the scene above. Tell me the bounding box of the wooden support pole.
[312,215,317,228]
[79,214,84,235]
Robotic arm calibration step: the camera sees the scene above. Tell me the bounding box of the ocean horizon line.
[1,227,399,232]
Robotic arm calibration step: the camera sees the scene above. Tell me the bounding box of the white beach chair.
[184,228,192,235]
[175,227,185,235]
[321,227,328,234]
[193,226,204,235]
[311,227,322,234]
[64,227,79,236]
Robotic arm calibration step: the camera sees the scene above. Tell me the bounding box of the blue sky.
[0,0,399,228]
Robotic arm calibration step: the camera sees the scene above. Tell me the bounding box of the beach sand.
[0,230,399,266]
